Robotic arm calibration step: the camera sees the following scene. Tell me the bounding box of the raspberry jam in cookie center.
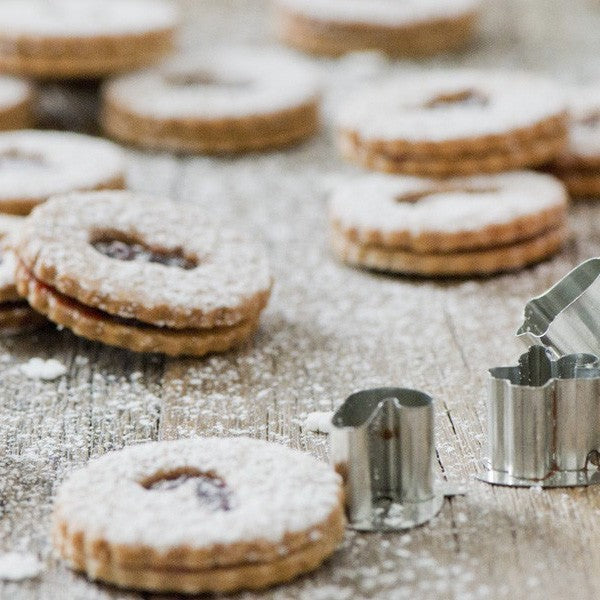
[395,186,498,203]
[143,470,233,511]
[0,150,47,171]
[91,236,197,270]
[424,89,488,109]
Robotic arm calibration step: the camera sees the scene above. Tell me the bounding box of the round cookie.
[14,192,272,356]
[274,0,481,58]
[101,48,320,153]
[0,215,46,333]
[0,130,126,214]
[336,70,568,177]
[0,0,177,79]
[0,76,34,130]
[549,85,600,198]
[328,171,569,276]
[52,437,345,594]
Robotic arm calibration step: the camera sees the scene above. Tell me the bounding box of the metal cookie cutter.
[331,388,463,532]
[479,345,600,488]
[517,257,600,357]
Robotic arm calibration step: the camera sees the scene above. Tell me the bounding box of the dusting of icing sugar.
[20,358,67,381]
[304,411,334,434]
[16,191,272,328]
[0,0,177,37]
[336,70,566,142]
[0,130,125,204]
[0,76,31,109]
[0,552,43,581]
[276,0,481,26]
[329,171,567,236]
[561,84,600,160]
[103,47,321,119]
[54,437,341,551]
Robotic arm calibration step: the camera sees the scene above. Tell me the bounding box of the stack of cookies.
[330,69,572,277]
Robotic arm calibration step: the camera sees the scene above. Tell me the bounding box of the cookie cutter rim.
[517,257,600,357]
[478,345,600,488]
[331,387,463,532]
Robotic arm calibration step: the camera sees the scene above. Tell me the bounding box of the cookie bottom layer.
[16,266,262,356]
[0,301,46,334]
[275,9,477,57]
[0,30,173,79]
[339,130,566,177]
[331,225,568,276]
[54,506,345,594]
[0,174,126,216]
[102,98,319,153]
[552,169,600,198]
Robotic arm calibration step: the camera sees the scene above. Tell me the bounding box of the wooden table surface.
[3,1,600,598]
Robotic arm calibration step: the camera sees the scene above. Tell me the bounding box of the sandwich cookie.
[549,85,600,198]
[336,70,567,177]
[14,192,272,356]
[274,0,481,58]
[0,0,177,79]
[52,437,345,593]
[0,130,126,214]
[329,171,569,276]
[0,76,33,130]
[102,48,320,153]
[0,215,46,333]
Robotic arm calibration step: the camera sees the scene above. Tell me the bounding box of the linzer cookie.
[52,437,344,593]
[0,76,33,130]
[0,130,125,215]
[0,0,177,79]
[101,48,320,153]
[549,86,600,198]
[14,192,272,356]
[0,215,46,333]
[274,0,481,57]
[329,171,569,276]
[336,70,567,177]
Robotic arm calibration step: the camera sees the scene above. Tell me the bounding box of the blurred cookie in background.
[0,76,34,130]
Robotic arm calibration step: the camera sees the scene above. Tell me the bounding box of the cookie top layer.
[561,85,600,162]
[336,70,566,142]
[103,48,320,119]
[0,130,125,205]
[276,0,480,26]
[54,437,342,560]
[0,76,31,110]
[329,171,567,250]
[0,0,177,38]
[15,192,272,329]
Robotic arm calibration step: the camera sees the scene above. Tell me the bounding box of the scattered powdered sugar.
[0,552,43,581]
[304,411,334,434]
[20,358,67,380]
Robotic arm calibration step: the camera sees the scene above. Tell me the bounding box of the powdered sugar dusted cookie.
[549,85,600,198]
[0,76,33,131]
[337,70,568,177]
[0,130,126,214]
[329,171,569,276]
[102,48,320,153]
[53,437,344,593]
[15,191,272,355]
[0,0,177,79]
[275,0,481,57]
[0,215,46,333]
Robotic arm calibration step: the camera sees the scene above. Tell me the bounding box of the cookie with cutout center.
[14,191,272,356]
[328,171,569,276]
[336,70,568,177]
[52,437,345,594]
[274,0,481,57]
[0,0,178,79]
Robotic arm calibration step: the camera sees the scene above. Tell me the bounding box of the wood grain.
[3,0,600,598]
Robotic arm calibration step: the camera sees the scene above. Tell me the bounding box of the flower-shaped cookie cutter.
[517,257,600,357]
[331,388,463,531]
[478,345,600,487]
